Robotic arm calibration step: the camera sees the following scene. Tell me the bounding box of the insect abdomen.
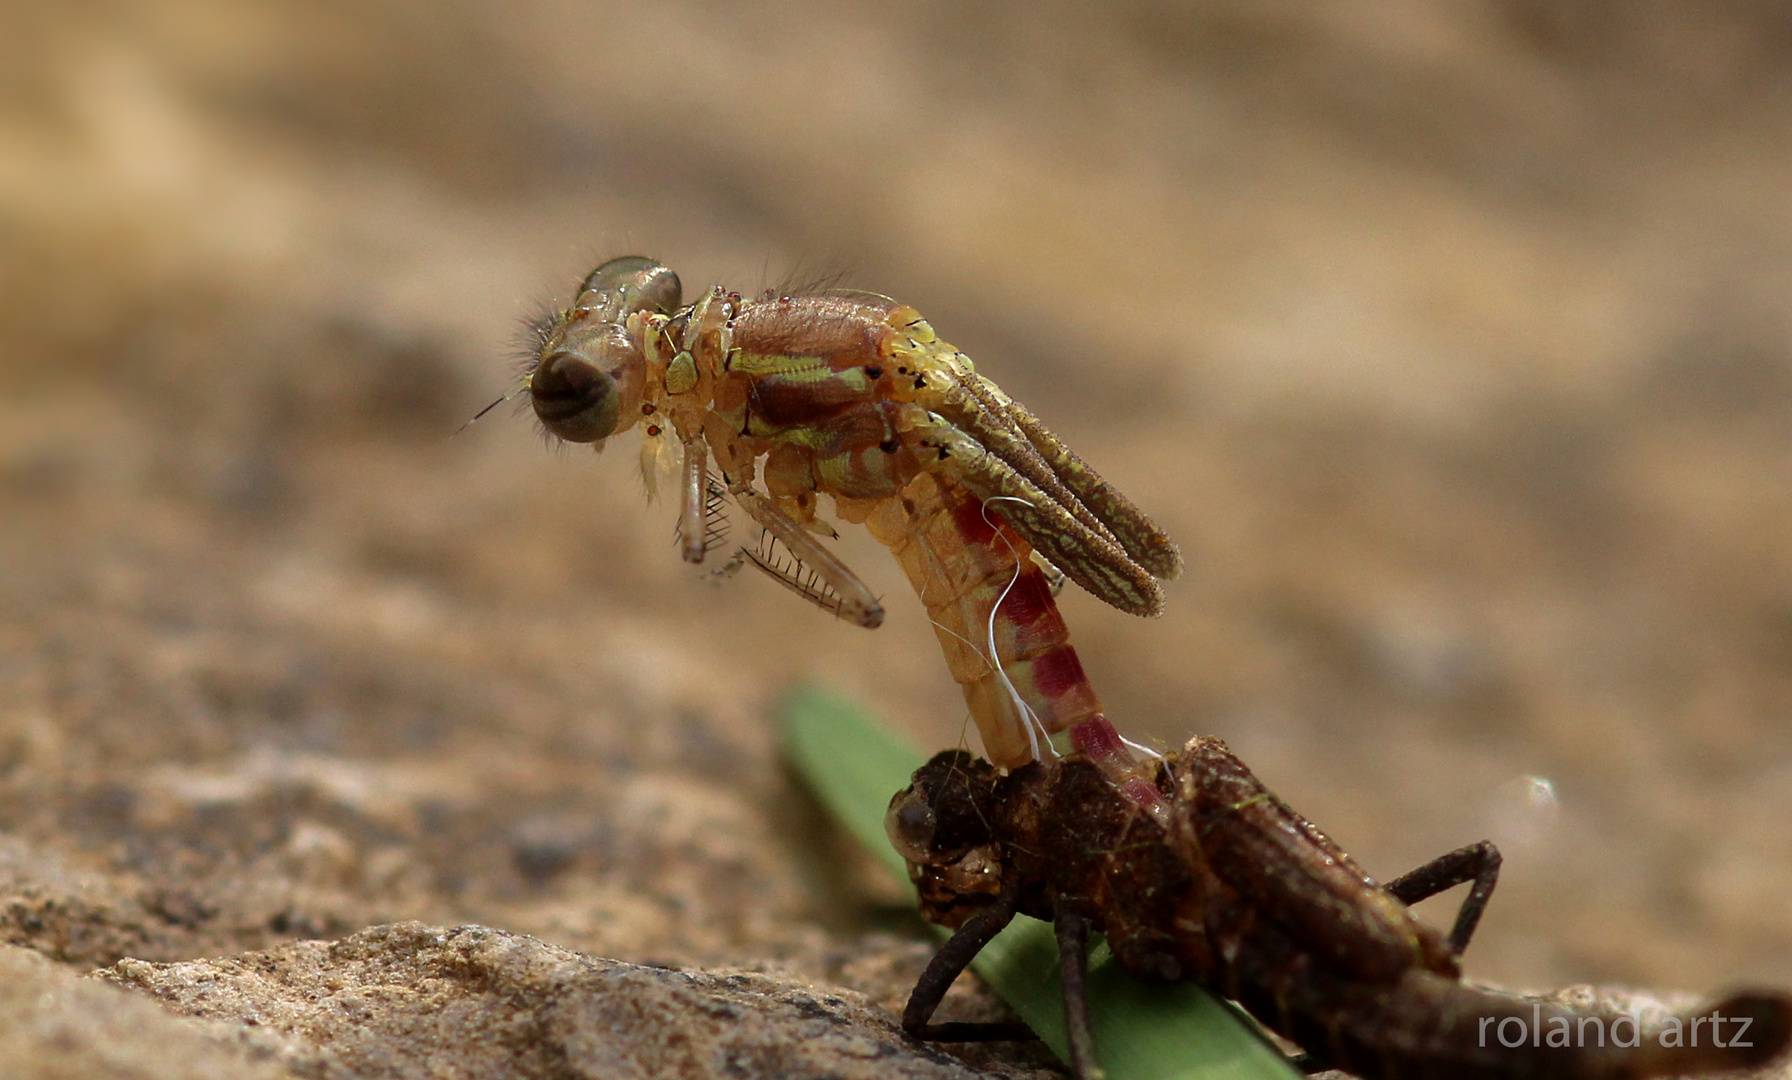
[859,471,1102,767]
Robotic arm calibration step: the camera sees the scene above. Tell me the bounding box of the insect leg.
[1053,902,1104,1080]
[1383,840,1502,955]
[678,437,709,563]
[728,484,886,628]
[902,882,1035,1043]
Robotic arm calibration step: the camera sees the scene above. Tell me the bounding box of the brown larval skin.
[897,740,1792,1080]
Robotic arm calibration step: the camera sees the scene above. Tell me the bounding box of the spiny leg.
[728,484,885,628]
[1384,840,1502,955]
[1054,902,1104,1080]
[902,883,1035,1043]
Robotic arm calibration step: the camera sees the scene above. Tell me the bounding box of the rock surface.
[98,922,1040,1080]
[0,941,297,1080]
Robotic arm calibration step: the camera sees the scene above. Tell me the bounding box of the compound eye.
[884,786,939,865]
[531,350,620,443]
[580,256,682,315]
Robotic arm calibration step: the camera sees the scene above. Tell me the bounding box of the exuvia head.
[885,750,1000,866]
[890,752,1009,921]
[529,257,682,443]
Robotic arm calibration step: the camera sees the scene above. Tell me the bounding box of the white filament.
[981,496,1057,761]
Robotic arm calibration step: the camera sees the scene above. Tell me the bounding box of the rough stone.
[0,942,298,1080]
[98,922,1035,1080]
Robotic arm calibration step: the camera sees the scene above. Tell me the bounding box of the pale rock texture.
[98,922,1031,1080]
[0,942,297,1080]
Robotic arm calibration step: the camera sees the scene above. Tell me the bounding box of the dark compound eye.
[884,786,939,864]
[530,350,619,443]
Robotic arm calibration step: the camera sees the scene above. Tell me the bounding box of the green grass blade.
[782,685,1302,1080]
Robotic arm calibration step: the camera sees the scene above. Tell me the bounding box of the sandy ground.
[2,0,1790,1075]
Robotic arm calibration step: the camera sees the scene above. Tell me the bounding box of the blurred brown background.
[2,0,1789,1051]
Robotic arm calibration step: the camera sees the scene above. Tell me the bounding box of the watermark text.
[1478,1005,1755,1050]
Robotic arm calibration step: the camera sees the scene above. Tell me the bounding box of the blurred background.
[1,0,1788,1026]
